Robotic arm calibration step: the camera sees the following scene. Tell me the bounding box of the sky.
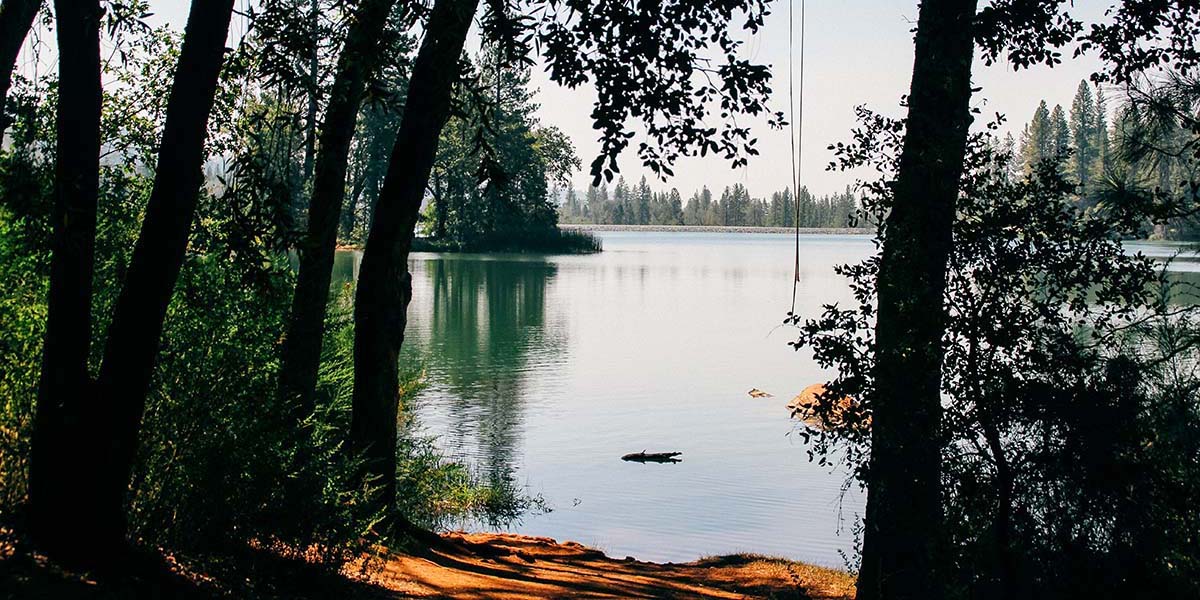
[140,1,1114,197]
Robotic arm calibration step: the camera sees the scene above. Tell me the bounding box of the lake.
[330,231,1199,568]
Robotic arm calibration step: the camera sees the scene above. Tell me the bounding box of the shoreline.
[364,532,857,599]
[0,528,856,599]
[559,223,873,235]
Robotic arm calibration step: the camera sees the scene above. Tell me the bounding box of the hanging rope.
[788,0,807,314]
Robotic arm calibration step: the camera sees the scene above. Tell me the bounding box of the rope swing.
[788,0,806,315]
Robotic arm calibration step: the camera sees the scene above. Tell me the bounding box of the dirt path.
[360,532,855,599]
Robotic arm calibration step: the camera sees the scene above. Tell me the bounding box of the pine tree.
[667,188,683,224]
[585,185,599,220]
[564,187,580,220]
[1001,133,1018,179]
[768,191,784,226]
[636,176,652,225]
[1020,100,1052,171]
[683,191,701,225]
[781,187,795,228]
[1050,104,1070,159]
[1093,86,1111,182]
[612,177,629,224]
[1069,80,1097,188]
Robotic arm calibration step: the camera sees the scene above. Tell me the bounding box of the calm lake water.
[330,232,1199,568]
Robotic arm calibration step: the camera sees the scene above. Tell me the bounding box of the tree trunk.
[855,3,977,600]
[30,0,102,562]
[351,0,477,516]
[341,170,365,241]
[279,0,399,420]
[87,0,234,552]
[432,171,447,239]
[301,0,320,185]
[0,0,39,131]
[981,418,1016,600]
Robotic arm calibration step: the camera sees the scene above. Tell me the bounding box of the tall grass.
[413,228,603,254]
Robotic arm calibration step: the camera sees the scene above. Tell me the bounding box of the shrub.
[792,108,1200,598]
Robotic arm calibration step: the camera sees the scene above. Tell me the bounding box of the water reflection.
[417,257,565,487]
[332,252,567,497]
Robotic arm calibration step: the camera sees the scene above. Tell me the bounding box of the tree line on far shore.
[1010,79,1199,240]
[557,178,863,229]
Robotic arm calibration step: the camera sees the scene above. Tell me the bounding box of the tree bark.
[0,0,39,131]
[981,417,1016,600]
[856,3,978,600]
[89,0,235,550]
[301,0,320,184]
[30,0,102,562]
[340,170,365,241]
[279,0,399,420]
[351,0,477,515]
[432,171,447,239]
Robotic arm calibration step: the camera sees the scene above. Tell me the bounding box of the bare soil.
[1,528,855,599]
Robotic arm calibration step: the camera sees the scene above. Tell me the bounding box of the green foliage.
[0,81,55,515]
[394,423,549,532]
[126,250,380,561]
[0,207,46,513]
[422,48,583,251]
[792,107,1200,597]
[0,65,539,566]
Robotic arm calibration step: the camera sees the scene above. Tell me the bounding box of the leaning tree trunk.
[351,0,477,517]
[279,0,400,420]
[29,0,102,563]
[90,0,235,548]
[0,0,39,131]
[856,2,978,600]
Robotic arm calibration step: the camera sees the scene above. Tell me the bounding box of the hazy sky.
[530,1,1112,198]
[141,1,1114,197]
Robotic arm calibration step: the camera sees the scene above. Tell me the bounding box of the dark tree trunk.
[0,0,39,130]
[981,418,1017,600]
[279,0,399,419]
[300,0,320,187]
[89,0,235,549]
[340,172,365,241]
[29,0,103,562]
[351,0,477,516]
[432,171,447,239]
[856,2,978,600]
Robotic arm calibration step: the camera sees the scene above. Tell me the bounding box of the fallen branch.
[621,450,683,463]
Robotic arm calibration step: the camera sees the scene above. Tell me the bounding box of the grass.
[693,553,857,599]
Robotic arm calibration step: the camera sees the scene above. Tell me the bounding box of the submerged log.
[787,383,869,432]
[621,450,682,463]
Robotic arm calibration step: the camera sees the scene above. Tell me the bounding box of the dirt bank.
[362,532,854,599]
[1,529,855,599]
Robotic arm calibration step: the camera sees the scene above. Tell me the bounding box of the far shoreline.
[559,223,873,235]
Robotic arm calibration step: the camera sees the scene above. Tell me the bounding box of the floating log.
[747,388,773,398]
[621,450,682,463]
